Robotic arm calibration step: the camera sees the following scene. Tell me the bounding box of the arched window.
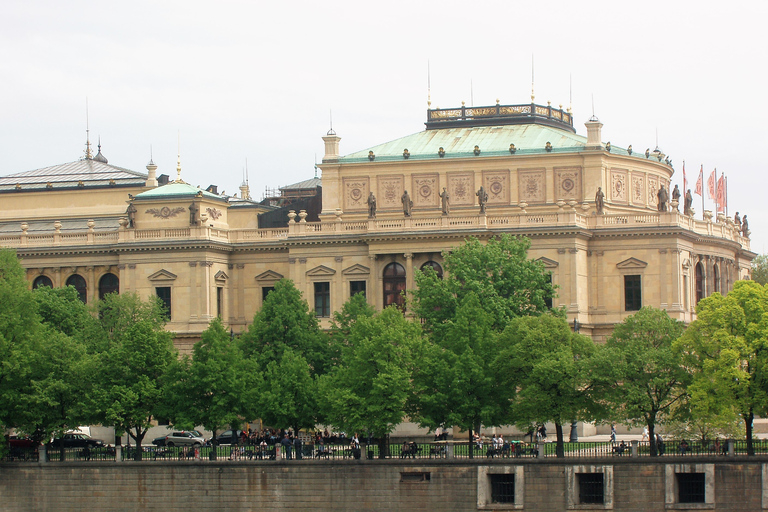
[66,274,87,303]
[695,263,704,304]
[99,273,119,300]
[420,260,444,279]
[32,275,53,289]
[383,262,406,309]
[713,264,720,295]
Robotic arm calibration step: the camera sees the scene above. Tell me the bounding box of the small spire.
[327,109,336,136]
[176,131,182,182]
[84,97,93,160]
[531,54,535,101]
[427,59,431,108]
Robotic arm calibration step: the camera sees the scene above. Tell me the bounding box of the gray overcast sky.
[1,0,766,253]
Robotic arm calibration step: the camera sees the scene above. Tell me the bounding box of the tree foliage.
[94,293,176,459]
[676,281,768,455]
[259,348,318,438]
[239,279,331,375]
[321,307,424,453]
[497,314,597,457]
[752,254,768,285]
[410,234,557,334]
[593,307,688,456]
[164,318,245,458]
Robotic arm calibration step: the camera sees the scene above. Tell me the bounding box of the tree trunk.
[745,412,754,456]
[133,429,144,461]
[210,429,218,460]
[468,427,474,459]
[555,423,564,458]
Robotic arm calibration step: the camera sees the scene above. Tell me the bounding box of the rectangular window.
[314,282,330,317]
[624,275,642,311]
[677,473,705,503]
[350,280,366,298]
[262,286,275,302]
[217,287,223,318]
[545,273,553,309]
[489,474,515,504]
[577,473,604,504]
[156,287,171,320]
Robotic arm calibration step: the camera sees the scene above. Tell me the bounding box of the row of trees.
[2,239,767,459]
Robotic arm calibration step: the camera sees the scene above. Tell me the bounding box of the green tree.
[410,234,557,334]
[0,249,43,442]
[164,318,245,459]
[751,254,768,285]
[239,279,331,375]
[259,348,318,440]
[497,314,597,457]
[594,307,689,456]
[94,293,176,460]
[320,307,424,456]
[410,293,509,458]
[676,280,768,455]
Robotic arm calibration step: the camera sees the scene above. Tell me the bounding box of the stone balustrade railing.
[0,210,750,252]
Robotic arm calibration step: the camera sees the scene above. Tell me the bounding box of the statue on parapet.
[125,203,137,228]
[671,185,681,211]
[476,185,488,214]
[734,211,741,230]
[742,215,749,237]
[684,189,693,216]
[367,192,377,219]
[657,185,669,212]
[401,190,413,217]
[189,202,199,226]
[440,187,450,215]
[595,187,605,214]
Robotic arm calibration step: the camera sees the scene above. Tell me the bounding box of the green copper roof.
[340,123,638,163]
[134,181,224,201]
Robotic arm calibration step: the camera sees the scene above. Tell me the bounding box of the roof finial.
[427,59,431,108]
[314,153,318,178]
[531,54,535,102]
[84,97,93,160]
[176,131,182,183]
[327,109,336,136]
[149,144,154,165]
[569,73,572,113]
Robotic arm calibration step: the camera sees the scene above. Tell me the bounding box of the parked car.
[49,432,105,448]
[213,430,244,446]
[161,431,205,447]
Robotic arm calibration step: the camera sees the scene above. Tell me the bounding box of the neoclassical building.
[0,102,754,351]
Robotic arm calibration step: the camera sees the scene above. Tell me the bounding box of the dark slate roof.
[0,159,147,192]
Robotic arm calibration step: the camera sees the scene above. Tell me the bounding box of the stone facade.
[0,103,755,349]
[0,459,763,511]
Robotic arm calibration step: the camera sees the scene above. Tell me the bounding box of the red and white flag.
[683,162,687,192]
[716,175,726,212]
[707,170,716,200]
[694,166,703,196]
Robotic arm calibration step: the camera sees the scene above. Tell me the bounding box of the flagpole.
[714,168,718,215]
[700,166,704,217]
[725,175,728,217]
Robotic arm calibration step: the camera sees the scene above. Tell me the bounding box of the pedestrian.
[294,435,302,460]
[610,423,616,443]
[656,434,665,456]
[641,426,649,443]
[281,435,293,460]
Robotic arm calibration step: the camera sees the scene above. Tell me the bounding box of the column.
[86,266,96,304]
[188,262,198,320]
[201,261,213,319]
[368,255,378,310]
[334,256,343,311]
[658,249,668,309]
[405,253,414,301]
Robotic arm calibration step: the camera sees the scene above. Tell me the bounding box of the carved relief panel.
[343,177,369,211]
[447,172,474,206]
[611,169,628,203]
[631,173,645,206]
[554,168,581,201]
[647,176,659,209]
[377,176,404,210]
[412,173,439,208]
[518,169,545,204]
[483,170,510,204]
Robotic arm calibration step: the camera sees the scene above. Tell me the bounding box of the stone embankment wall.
[0,458,763,511]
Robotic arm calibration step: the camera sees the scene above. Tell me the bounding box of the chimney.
[585,116,603,149]
[145,160,158,187]
[322,129,341,163]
